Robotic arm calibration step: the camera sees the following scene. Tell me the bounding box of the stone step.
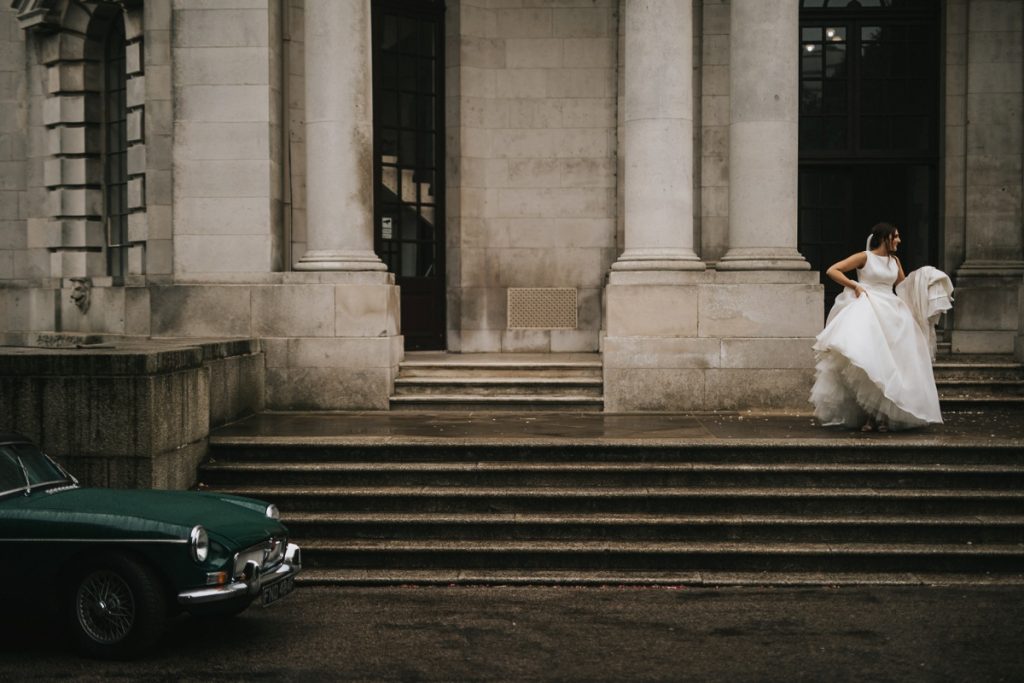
[939,395,1024,408]
[393,377,604,397]
[206,484,1024,516]
[295,568,1024,587]
[937,380,1024,396]
[293,539,1024,573]
[199,460,1024,489]
[399,363,604,379]
[389,395,605,411]
[934,365,1024,382]
[206,441,1024,465]
[279,511,1024,544]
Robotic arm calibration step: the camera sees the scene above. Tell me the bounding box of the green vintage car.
[0,433,301,658]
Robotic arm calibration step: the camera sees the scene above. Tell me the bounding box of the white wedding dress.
[810,248,943,430]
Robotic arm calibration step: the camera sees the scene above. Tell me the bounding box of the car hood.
[12,488,287,549]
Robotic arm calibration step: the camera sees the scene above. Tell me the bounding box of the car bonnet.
[13,488,287,548]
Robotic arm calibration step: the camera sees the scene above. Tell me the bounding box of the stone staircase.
[198,439,1024,585]
[389,353,604,412]
[934,353,1024,408]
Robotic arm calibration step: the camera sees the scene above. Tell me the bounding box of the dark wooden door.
[372,0,446,350]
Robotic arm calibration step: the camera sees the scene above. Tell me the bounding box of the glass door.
[372,0,446,350]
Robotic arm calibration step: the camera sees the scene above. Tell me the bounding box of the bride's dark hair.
[868,222,898,251]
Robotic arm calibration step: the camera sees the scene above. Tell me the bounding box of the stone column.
[717,0,808,271]
[611,0,703,274]
[952,0,1024,353]
[297,0,385,271]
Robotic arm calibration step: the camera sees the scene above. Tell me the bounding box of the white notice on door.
[381,217,393,240]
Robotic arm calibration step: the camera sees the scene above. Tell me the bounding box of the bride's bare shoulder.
[829,251,868,273]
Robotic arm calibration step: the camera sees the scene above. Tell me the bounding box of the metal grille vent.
[507,288,577,329]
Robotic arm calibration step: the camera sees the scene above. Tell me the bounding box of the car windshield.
[0,442,72,496]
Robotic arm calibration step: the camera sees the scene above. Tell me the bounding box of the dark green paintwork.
[0,485,289,598]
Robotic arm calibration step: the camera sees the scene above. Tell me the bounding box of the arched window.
[102,9,128,279]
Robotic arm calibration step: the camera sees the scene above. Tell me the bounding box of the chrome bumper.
[178,543,301,606]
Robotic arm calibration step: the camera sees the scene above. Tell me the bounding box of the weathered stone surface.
[266,366,392,410]
[604,368,705,413]
[705,368,816,410]
[606,285,700,337]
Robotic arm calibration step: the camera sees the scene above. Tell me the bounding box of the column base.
[717,247,811,271]
[610,248,706,272]
[295,249,388,271]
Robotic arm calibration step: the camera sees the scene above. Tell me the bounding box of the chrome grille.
[232,537,287,578]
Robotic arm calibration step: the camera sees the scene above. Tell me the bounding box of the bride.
[810,222,943,431]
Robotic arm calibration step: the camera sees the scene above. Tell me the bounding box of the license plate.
[261,576,294,607]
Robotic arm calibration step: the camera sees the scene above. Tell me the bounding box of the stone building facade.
[1,0,1022,413]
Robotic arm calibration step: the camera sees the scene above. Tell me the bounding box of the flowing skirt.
[810,286,943,430]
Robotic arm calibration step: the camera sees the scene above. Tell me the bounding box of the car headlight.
[266,504,280,520]
[189,525,209,562]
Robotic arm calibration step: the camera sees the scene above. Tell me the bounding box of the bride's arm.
[893,255,906,286]
[826,252,869,297]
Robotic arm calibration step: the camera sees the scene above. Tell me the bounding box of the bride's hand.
[854,285,866,298]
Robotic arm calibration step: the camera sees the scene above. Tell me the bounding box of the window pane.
[824,26,846,42]
[824,117,847,149]
[823,80,846,113]
[861,116,887,148]
[802,27,823,41]
[825,44,847,78]
[801,47,823,77]
[801,80,823,115]
[800,118,824,148]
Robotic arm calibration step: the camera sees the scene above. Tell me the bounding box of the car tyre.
[68,552,167,659]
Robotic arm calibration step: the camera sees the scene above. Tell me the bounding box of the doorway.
[372,0,446,350]
[797,0,941,311]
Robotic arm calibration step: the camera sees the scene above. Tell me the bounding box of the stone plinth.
[603,270,822,412]
[0,338,263,489]
[951,267,1023,353]
[149,273,402,409]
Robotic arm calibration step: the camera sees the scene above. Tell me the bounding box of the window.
[103,11,128,279]
[798,0,940,311]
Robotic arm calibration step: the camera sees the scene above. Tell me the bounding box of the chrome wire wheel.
[76,569,136,645]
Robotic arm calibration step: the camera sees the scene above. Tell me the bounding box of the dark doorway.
[372,0,446,350]
[798,0,940,311]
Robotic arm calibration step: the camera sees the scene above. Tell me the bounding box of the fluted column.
[611,0,703,273]
[718,0,808,270]
[297,0,385,271]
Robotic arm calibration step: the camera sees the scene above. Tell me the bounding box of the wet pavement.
[212,407,1024,446]
[3,585,1023,682]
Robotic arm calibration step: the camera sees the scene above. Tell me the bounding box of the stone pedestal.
[604,271,823,412]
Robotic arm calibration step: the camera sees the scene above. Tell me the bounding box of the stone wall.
[0,339,263,489]
[0,8,29,283]
[172,0,284,275]
[449,0,618,353]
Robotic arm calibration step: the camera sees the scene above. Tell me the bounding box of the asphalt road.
[2,585,1023,682]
